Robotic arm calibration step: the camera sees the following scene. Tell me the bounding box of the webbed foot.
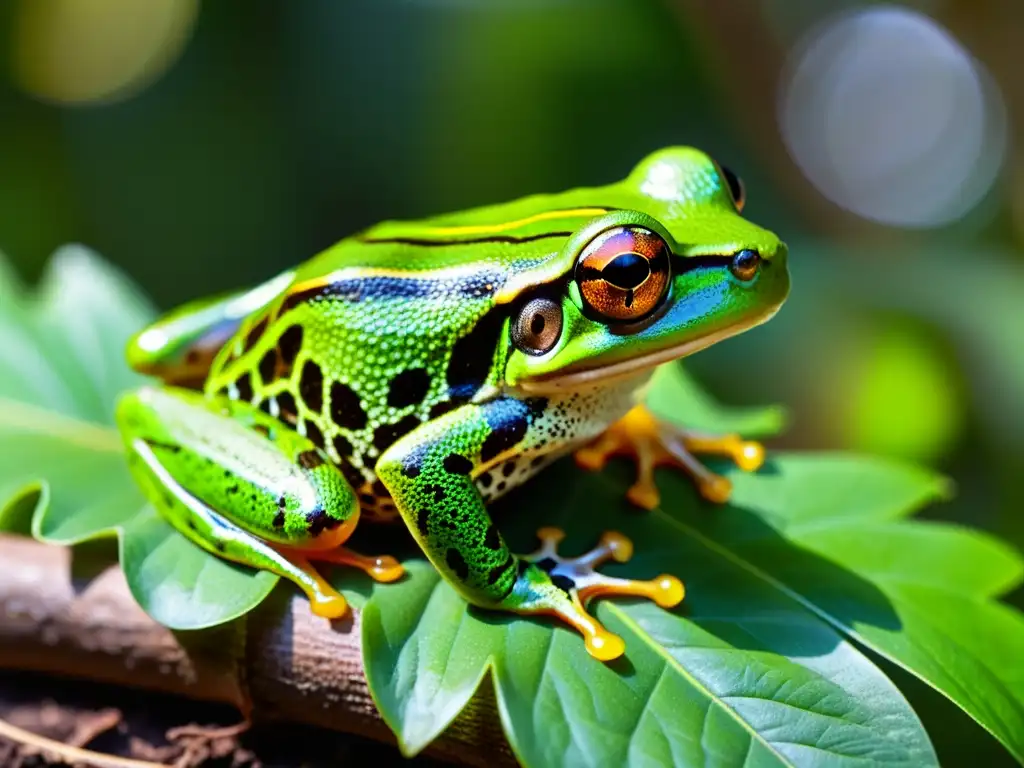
[574,404,764,508]
[508,527,684,661]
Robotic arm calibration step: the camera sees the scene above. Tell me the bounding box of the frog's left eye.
[720,165,746,212]
[512,297,563,356]
[575,226,671,323]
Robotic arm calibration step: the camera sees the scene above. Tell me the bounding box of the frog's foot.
[275,552,351,620]
[307,547,405,583]
[574,404,764,508]
[507,527,685,661]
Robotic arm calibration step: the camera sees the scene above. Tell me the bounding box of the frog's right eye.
[720,165,745,212]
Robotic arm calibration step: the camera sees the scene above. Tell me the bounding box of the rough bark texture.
[0,534,516,767]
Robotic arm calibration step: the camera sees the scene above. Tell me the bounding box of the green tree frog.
[116,147,789,661]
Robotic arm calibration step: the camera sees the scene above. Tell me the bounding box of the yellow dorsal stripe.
[416,207,608,237]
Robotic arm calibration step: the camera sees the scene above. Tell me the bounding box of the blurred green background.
[0,0,1021,762]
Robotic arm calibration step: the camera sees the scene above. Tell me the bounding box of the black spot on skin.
[551,574,576,596]
[502,461,516,478]
[278,325,303,366]
[330,381,368,430]
[227,484,240,495]
[341,462,365,489]
[480,398,529,463]
[402,463,421,479]
[243,317,269,354]
[277,392,298,424]
[272,510,286,528]
[259,349,278,384]
[306,507,329,536]
[387,367,431,409]
[299,361,324,412]
[253,424,271,438]
[429,400,458,420]
[535,557,558,573]
[423,483,446,502]
[527,398,549,420]
[488,552,513,585]
[333,434,354,458]
[298,450,325,469]
[531,455,547,468]
[146,440,182,454]
[186,520,198,531]
[235,373,254,402]
[496,481,506,493]
[478,472,493,488]
[417,508,430,536]
[484,526,502,550]
[443,453,473,475]
[446,548,470,581]
[372,479,388,497]
[373,415,421,452]
[215,541,226,553]
[359,493,376,506]
[304,420,326,449]
[446,308,504,400]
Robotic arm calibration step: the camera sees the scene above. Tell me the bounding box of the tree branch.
[0,534,515,767]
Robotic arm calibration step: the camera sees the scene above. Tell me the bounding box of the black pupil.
[735,250,758,269]
[531,313,546,335]
[602,252,650,289]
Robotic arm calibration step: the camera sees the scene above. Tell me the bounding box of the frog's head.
[503,147,790,394]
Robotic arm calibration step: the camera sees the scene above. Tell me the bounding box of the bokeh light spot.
[778,6,1007,228]
[835,320,963,463]
[12,0,198,106]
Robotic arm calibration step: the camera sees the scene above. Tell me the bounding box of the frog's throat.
[515,307,781,395]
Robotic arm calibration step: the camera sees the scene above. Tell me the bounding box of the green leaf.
[0,246,279,627]
[364,471,939,766]
[645,362,787,438]
[653,455,1024,764]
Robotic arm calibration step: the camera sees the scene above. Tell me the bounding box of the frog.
[115,147,789,662]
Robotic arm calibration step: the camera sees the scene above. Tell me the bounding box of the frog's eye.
[575,226,671,322]
[729,249,761,282]
[720,165,745,212]
[512,297,563,356]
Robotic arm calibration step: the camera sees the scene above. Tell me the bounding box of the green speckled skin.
[116,147,790,646]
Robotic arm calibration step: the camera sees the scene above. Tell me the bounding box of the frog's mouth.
[515,308,779,395]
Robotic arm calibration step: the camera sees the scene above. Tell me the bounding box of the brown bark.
[0,533,515,767]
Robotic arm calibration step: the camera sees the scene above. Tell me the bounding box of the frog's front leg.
[376,398,684,662]
[116,387,402,620]
[574,404,765,508]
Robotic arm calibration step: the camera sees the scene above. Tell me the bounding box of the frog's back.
[198,185,624,520]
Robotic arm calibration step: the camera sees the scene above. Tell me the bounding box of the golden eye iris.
[729,249,761,282]
[575,226,671,322]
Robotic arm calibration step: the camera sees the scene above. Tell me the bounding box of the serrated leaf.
[364,472,938,767]
[0,246,279,628]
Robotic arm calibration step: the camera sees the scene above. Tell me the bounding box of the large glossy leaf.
[364,464,939,766]
[0,247,278,627]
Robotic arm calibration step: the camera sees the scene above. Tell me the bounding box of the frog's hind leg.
[117,386,403,619]
[128,438,351,618]
[574,404,764,509]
